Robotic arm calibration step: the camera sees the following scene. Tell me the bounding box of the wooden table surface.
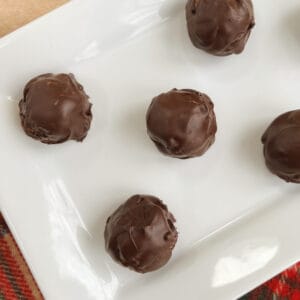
[1,2,300,300]
[0,2,68,299]
[0,0,68,37]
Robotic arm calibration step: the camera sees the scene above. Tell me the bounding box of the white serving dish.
[1,0,300,299]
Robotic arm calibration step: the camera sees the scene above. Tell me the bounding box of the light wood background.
[0,0,69,37]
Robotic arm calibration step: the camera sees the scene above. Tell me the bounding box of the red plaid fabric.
[0,214,43,300]
[0,213,300,300]
[240,262,300,300]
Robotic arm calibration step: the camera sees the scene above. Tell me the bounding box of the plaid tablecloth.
[0,215,43,299]
[0,213,299,300]
[240,262,300,300]
[0,1,66,297]
[1,2,300,300]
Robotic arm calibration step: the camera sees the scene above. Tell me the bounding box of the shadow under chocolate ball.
[262,110,300,183]
[186,0,255,56]
[146,89,217,159]
[104,195,178,273]
[19,73,92,144]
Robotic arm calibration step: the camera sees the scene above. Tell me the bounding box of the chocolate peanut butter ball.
[186,0,255,56]
[19,73,92,144]
[146,89,217,159]
[104,195,178,273]
[262,110,300,183]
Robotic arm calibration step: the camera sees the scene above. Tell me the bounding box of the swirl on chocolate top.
[186,0,255,56]
[104,195,178,273]
[19,73,92,144]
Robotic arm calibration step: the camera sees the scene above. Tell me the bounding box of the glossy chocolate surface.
[186,0,255,56]
[146,89,217,159]
[104,195,178,273]
[19,73,92,144]
[262,110,300,183]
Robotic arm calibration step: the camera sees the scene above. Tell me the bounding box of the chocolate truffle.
[146,89,217,159]
[104,195,178,273]
[19,73,92,144]
[186,0,255,56]
[262,110,300,183]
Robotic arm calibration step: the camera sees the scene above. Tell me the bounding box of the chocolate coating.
[104,195,178,273]
[262,110,300,183]
[146,89,217,159]
[186,0,255,56]
[19,73,92,144]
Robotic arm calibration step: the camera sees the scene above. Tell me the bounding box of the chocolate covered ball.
[104,195,178,273]
[186,0,255,56]
[146,89,217,159]
[262,110,300,183]
[19,73,92,144]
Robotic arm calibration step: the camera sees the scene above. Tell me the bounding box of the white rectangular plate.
[1,0,300,299]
